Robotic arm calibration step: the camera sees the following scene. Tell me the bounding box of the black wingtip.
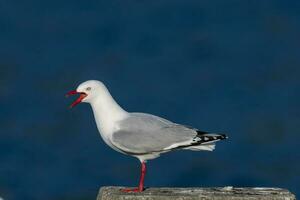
[196,130,228,139]
[220,134,229,140]
[192,133,228,144]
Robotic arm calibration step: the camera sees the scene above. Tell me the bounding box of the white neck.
[89,87,128,136]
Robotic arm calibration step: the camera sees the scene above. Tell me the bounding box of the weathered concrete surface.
[97,186,296,200]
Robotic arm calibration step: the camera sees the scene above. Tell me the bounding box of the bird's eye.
[86,87,91,91]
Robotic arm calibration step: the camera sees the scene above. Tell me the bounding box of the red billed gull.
[66,80,228,192]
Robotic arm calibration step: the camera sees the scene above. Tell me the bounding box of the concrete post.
[97,186,296,200]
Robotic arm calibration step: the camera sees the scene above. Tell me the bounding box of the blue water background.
[0,1,299,199]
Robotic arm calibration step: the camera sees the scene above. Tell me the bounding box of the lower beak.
[66,90,87,108]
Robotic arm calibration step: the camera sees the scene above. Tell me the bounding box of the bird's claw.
[121,187,144,193]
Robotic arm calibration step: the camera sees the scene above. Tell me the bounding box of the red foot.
[121,162,146,193]
[121,187,144,193]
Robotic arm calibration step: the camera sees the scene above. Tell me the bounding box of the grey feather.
[112,113,198,154]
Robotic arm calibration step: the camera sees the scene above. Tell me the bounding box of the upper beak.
[66,90,87,108]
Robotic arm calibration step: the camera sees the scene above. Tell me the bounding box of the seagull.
[66,80,228,192]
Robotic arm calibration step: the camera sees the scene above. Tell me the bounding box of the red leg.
[122,161,146,192]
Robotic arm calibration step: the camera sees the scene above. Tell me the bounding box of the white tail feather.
[183,144,216,151]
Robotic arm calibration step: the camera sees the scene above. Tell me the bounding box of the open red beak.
[65,90,88,108]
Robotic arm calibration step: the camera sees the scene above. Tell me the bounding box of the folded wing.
[111,113,227,155]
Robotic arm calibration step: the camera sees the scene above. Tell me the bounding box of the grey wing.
[111,113,198,154]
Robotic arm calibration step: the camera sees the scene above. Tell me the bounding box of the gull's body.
[67,80,227,192]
